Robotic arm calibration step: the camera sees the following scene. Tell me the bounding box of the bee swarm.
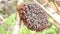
[17,1,49,31]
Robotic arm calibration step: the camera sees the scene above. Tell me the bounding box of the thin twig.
[0,15,5,21]
[53,0,60,13]
[12,12,20,34]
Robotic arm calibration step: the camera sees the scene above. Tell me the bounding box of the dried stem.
[53,0,60,13]
[12,12,20,34]
[0,15,5,21]
[12,0,24,34]
[17,0,24,5]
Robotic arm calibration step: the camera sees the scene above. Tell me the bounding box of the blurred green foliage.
[24,0,29,3]
[0,26,6,34]
[4,13,16,27]
[0,13,16,34]
[0,25,12,34]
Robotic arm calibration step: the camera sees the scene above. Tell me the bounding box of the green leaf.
[4,13,16,27]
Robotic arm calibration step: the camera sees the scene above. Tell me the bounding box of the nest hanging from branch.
[17,1,50,32]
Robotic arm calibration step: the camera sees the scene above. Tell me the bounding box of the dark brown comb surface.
[19,2,49,31]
